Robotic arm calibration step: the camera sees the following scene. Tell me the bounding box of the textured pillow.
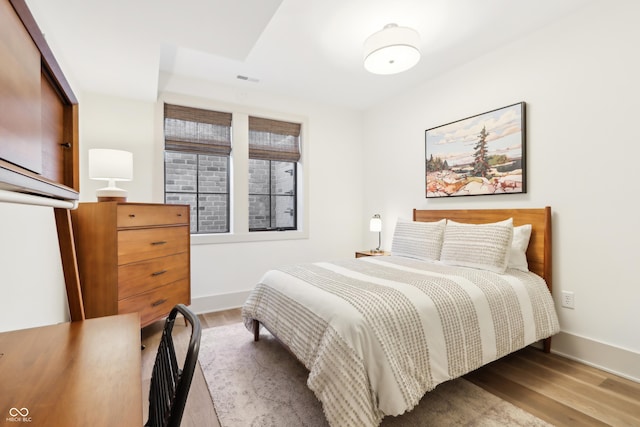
[440,218,514,273]
[391,218,446,261]
[508,224,532,272]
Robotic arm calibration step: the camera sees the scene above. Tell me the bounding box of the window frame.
[157,93,309,245]
[164,150,231,234]
[248,159,297,232]
[163,103,233,234]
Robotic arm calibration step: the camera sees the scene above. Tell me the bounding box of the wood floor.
[140,308,640,426]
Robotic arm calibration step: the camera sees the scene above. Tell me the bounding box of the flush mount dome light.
[363,23,421,75]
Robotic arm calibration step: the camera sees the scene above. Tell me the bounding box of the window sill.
[191,229,308,245]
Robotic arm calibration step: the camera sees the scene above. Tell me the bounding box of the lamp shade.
[370,214,382,232]
[89,149,133,202]
[89,149,133,181]
[364,24,421,75]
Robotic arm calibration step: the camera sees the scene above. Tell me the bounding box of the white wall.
[79,94,157,203]
[362,1,640,380]
[0,203,69,332]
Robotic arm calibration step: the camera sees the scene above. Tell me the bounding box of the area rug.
[198,323,551,427]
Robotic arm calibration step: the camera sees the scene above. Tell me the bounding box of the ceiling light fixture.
[363,23,421,75]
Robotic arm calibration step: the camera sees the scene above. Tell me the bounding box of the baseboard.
[189,290,250,315]
[551,331,640,383]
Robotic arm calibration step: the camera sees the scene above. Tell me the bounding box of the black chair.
[145,304,202,427]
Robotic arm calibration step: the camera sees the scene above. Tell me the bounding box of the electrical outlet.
[561,291,575,309]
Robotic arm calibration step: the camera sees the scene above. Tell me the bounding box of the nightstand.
[355,250,391,258]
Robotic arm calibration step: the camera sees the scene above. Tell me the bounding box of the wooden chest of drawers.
[72,202,190,327]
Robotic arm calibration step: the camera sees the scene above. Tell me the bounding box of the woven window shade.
[249,116,301,162]
[164,104,232,155]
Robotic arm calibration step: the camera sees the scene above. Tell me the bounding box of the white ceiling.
[27,0,594,110]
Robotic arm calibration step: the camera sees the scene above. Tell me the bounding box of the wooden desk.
[0,313,142,426]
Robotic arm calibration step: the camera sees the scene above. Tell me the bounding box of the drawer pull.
[128,214,136,218]
[151,298,167,307]
[151,241,167,246]
[151,270,167,277]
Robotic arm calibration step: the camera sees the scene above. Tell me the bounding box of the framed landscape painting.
[425,102,526,198]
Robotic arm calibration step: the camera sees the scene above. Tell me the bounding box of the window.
[162,99,306,240]
[248,116,301,231]
[164,104,231,234]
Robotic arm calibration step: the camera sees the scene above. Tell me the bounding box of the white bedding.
[242,255,560,427]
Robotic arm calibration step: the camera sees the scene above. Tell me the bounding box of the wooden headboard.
[413,207,552,292]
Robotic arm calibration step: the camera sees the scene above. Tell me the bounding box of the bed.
[242,207,560,427]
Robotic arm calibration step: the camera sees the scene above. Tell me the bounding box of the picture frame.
[425,102,526,198]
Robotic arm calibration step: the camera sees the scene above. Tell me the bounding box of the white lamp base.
[96,186,128,202]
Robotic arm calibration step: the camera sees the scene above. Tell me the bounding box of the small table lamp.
[370,214,382,252]
[89,148,133,202]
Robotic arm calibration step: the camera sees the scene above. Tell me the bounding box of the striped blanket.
[242,256,559,427]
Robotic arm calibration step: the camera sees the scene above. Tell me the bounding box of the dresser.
[72,202,190,327]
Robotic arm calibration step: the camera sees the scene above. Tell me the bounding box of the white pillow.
[391,218,446,261]
[508,224,532,272]
[440,218,514,273]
